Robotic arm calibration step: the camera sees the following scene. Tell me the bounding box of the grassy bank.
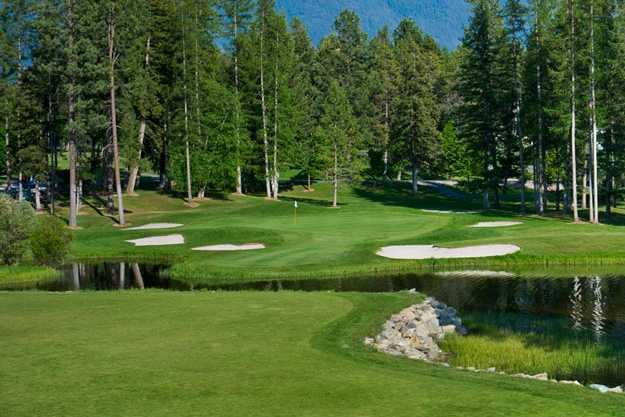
[2,291,624,417]
[57,182,625,285]
[0,265,59,286]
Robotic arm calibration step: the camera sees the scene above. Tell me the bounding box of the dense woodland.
[1,0,625,226]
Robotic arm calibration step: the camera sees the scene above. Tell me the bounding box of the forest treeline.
[0,0,623,226]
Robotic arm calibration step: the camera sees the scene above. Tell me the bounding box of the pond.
[6,263,625,386]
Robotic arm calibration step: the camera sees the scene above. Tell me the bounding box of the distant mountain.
[275,0,472,50]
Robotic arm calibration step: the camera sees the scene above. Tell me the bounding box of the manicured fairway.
[2,291,624,417]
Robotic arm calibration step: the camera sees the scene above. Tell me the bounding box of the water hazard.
[6,263,625,385]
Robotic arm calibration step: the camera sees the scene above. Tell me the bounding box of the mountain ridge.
[275,0,472,50]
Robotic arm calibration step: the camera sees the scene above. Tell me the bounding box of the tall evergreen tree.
[392,22,440,194]
[458,0,504,208]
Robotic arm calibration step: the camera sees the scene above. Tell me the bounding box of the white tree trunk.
[332,142,338,208]
[590,0,599,224]
[34,181,42,212]
[181,6,193,204]
[569,0,579,222]
[271,31,279,200]
[108,7,125,226]
[131,263,144,289]
[260,10,271,199]
[233,7,243,195]
[68,0,78,228]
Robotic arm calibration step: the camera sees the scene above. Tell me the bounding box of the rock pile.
[365,297,467,361]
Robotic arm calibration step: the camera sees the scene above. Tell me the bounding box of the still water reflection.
[13,264,625,342]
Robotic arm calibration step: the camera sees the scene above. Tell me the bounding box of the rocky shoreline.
[364,297,467,361]
[365,297,624,395]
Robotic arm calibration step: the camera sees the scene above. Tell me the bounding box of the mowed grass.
[48,181,625,284]
[2,291,624,417]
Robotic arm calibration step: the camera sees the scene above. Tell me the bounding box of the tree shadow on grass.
[352,182,481,212]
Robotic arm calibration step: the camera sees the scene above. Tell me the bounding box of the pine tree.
[392,22,440,194]
[370,26,399,178]
[501,0,528,212]
[458,0,504,208]
[290,17,318,191]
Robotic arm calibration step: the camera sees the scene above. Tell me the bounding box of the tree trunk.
[271,30,279,200]
[396,168,402,181]
[47,70,57,215]
[588,148,594,222]
[4,108,9,187]
[16,36,23,203]
[332,142,338,208]
[383,99,390,177]
[582,166,588,210]
[68,0,78,228]
[119,262,125,290]
[159,123,168,190]
[536,52,544,215]
[126,118,145,195]
[260,10,271,199]
[108,10,125,226]
[131,263,144,289]
[307,173,311,191]
[233,8,243,195]
[126,36,150,196]
[589,0,599,224]
[569,0,579,222]
[411,164,418,195]
[181,7,193,204]
[72,263,80,290]
[34,181,42,212]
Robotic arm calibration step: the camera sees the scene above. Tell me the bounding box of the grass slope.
[50,182,625,285]
[2,291,623,417]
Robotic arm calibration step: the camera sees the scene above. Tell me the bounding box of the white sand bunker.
[470,221,522,228]
[192,243,266,252]
[126,223,183,231]
[126,234,185,247]
[423,209,476,214]
[377,244,520,260]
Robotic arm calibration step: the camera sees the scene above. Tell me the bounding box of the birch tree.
[223,0,254,195]
[318,80,356,208]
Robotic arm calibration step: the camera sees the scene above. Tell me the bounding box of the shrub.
[0,195,36,265]
[30,215,73,266]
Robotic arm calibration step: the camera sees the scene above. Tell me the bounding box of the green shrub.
[0,195,36,265]
[30,215,73,266]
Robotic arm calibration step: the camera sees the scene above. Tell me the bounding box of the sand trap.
[470,221,522,228]
[192,243,266,252]
[423,209,477,214]
[126,234,185,247]
[126,223,183,231]
[376,244,520,260]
